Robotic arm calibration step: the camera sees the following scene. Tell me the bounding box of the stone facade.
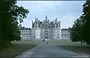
[20,27,31,40]
[61,29,70,39]
[31,16,61,40]
[19,16,70,40]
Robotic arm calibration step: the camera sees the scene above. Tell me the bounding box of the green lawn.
[47,39,87,46]
[59,45,90,55]
[0,42,36,58]
[19,39,87,46]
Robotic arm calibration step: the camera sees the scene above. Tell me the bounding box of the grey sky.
[17,1,85,28]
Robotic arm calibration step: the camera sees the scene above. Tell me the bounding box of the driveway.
[15,44,89,58]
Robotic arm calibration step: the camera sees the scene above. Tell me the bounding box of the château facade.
[20,27,31,40]
[20,16,70,40]
[61,29,70,39]
[31,16,61,39]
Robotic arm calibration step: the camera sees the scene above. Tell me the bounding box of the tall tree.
[83,0,90,44]
[70,0,90,45]
[0,0,29,48]
[70,17,84,45]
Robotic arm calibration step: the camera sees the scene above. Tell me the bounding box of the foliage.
[70,0,90,45]
[70,17,84,43]
[0,0,29,48]
[82,0,90,44]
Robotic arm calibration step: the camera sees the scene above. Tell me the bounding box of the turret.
[32,21,34,27]
[58,22,60,27]
[45,15,47,21]
[35,18,38,23]
[54,18,58,28]
[55,18,57,23]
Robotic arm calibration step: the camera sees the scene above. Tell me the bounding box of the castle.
[31,16,61,39]
[20,16,70,40]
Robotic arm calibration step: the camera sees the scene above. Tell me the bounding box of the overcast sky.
[17,1,85,29]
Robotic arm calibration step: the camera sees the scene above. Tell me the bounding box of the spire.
[55,18,57,23]
[32,21,34,27]
[55,18,57,21]
[45,15,47,20]
[32,21,33,23]
[35,18,38,23]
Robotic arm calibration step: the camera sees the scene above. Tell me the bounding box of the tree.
[82,0,90,44]
[0,0,29,48]
[70,17,84,45]
[70,0,90,45]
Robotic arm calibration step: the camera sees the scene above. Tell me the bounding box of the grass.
[59,45,90,55]
[0,42,36,58]
[19,39,87,46]
[47,39,87,46]
[54,39,90,55]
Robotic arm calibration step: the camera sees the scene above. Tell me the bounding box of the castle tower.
[31,16,61,40]
[45,15,47,20]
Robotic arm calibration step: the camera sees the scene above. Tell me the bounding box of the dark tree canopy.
[70,18,84,43]
[82,0,90,44]
[0,0,29,48]
[70,0,90,45]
